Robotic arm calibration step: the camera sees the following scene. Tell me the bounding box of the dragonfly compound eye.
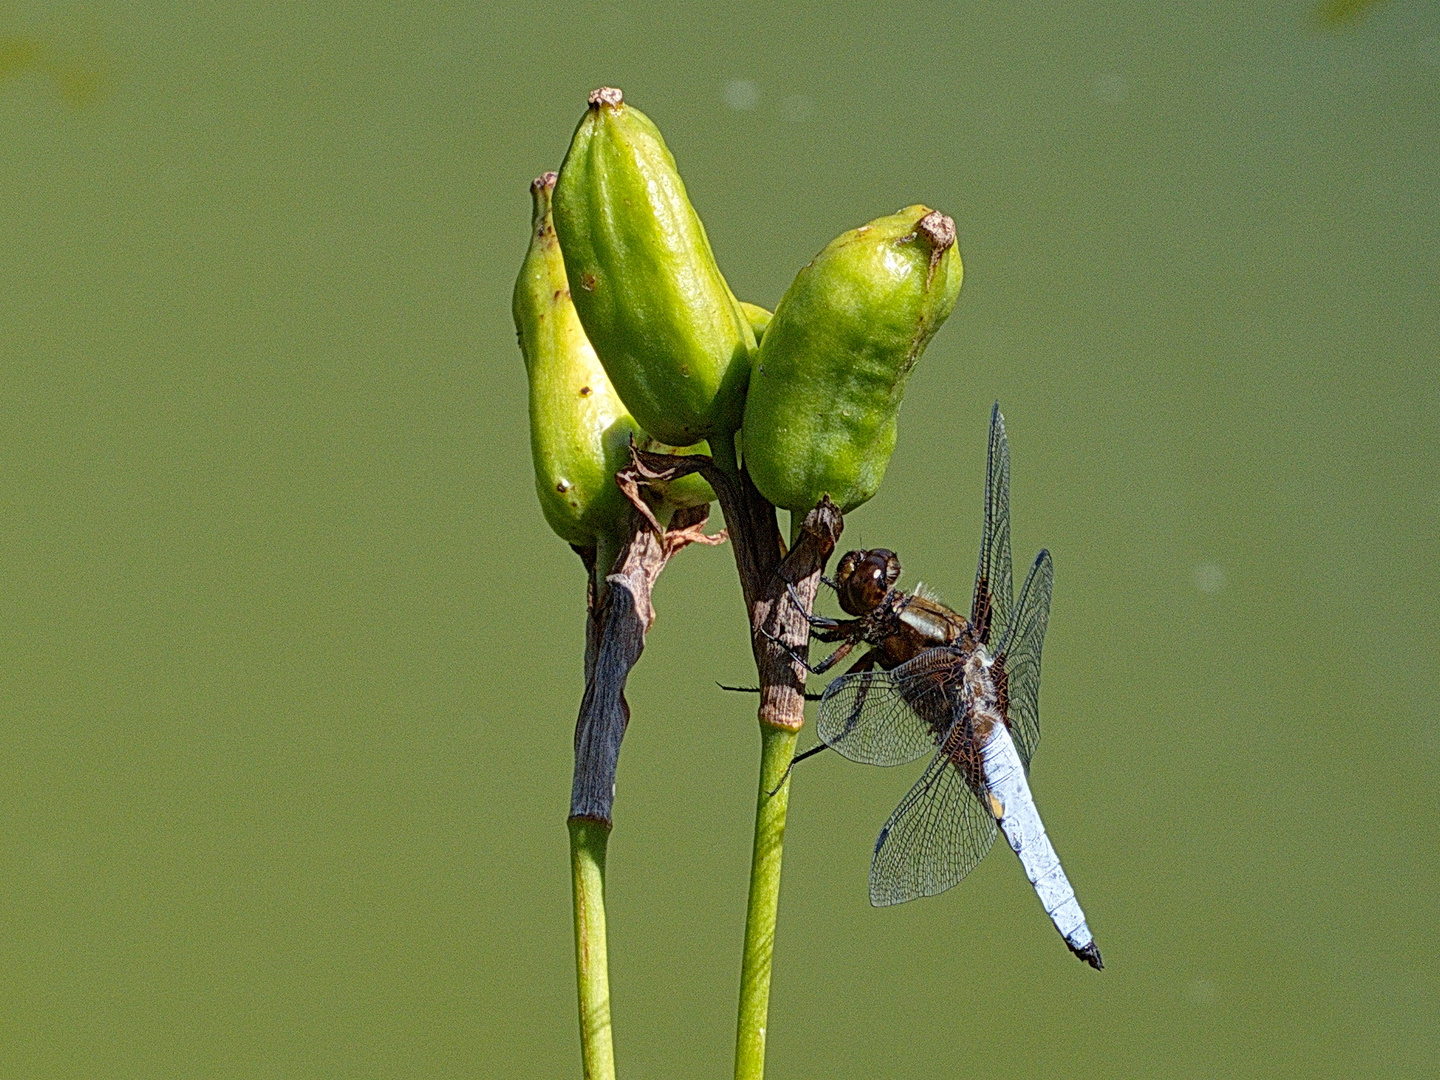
[837,549,895,615]
[875,548,902,588]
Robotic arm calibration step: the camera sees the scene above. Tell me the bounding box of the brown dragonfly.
[777,404,1102,969]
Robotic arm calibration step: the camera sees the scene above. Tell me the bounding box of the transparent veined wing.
[996,548,1053,771]
[971,403,1013,650]
[869,739,999,906]
[816,647,964,766]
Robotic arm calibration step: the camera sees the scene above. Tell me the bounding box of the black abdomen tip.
[1073,941,1104,970]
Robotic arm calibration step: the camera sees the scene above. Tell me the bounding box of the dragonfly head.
[834,548,902,616]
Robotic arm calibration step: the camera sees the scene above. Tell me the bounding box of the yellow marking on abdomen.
[986,791,1005,819]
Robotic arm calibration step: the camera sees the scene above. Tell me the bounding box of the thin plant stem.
[709,429,740,479]
[708,427,800,1079]
[734,723,799,1080]
[568,544,620,1080]
[621,441,840,1080]
[564,506,720,1080]
[568,817,616,1080]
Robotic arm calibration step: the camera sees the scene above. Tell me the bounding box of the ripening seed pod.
[742,206,962,513]
[514,173,711,546]
[552,87,755,446]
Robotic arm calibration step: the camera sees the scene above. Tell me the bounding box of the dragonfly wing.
[971,403,1014,649]
[817,647,964,766]
[997,548,1053,771]
[869,748,999,906]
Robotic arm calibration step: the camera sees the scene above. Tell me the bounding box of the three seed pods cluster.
[513,87,964,547]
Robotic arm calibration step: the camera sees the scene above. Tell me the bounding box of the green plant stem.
[595,532,624,585]
[710,429,740,479]
[734,722,799,1080]
[700,425,831,1080]
[569,817,616,1080]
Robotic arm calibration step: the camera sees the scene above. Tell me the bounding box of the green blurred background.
[2,1,1436,1076]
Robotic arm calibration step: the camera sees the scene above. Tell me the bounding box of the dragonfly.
[781,404,1103,969]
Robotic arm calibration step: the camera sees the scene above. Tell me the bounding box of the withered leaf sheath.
[514,173,711,546]
[742,206,963,513]
[552,87,755,446]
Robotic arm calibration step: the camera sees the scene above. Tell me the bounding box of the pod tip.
[588,86,624,108]
[916,210,956,252]
[531,171,558,194]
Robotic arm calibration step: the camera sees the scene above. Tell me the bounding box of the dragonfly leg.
[843,649,878,674]
[717,682,823,702]
[762,654,875,794]
[758,604,867,674]
[785,582,862,638]
[766,741,831,796]
[756,623,809,668]
[757,623,843,674]
[806,638,858,675]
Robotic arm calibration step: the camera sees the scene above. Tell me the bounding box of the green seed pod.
[737,301,773,343]
[515,173,712,545]
[552,87,755,446]
[515,172,637,545]
[742,206,963,514]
